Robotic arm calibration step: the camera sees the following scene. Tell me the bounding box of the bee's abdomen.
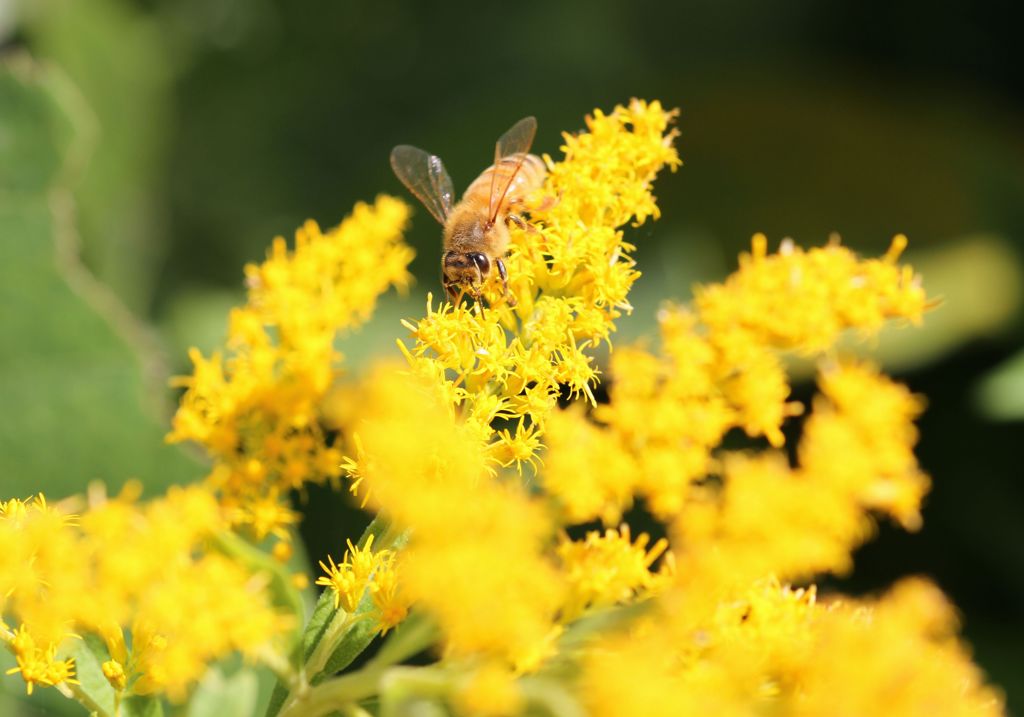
[463,153,546,214]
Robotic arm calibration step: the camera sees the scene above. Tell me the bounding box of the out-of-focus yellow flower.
[0,487,287,701]
[453,661,523,717]
[368,558,409,635]
[801,360,930,530]
[581,577,1003,717]
[101,659,126,691]
[671,361,928,600]
[168,196,414,539]
[343,366,563,665]
[557,525,669,620]
[3,624,78,695]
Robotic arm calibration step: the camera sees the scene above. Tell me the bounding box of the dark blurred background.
[2,0,1023,713]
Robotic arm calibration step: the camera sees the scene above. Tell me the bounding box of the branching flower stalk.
[1,100,1006,717]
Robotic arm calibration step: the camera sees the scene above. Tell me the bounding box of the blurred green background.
[2,0,1023,714]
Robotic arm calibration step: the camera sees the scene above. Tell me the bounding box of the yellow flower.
[101,659,127,691]
[453,661,523,717]
[168,195,414,537]
[397,99,681,480]
[3,625,77,695]
[541,405,637,525]
[695,233,927,355]
[0,486,288,702]
[315,535,395,614]
[801,359,930,530]
[368,558,409,635]
[580,577,1002,717]
[342,366,563,664]
[557,525,669,620]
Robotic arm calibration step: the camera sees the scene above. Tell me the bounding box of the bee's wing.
[488,116,537,225]
[390,145,454,225]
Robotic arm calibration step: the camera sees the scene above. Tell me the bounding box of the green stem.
[277,663,385,717]
[304,607,352,678]
[378,666,451,717]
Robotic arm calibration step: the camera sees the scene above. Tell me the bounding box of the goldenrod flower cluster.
[330,100,1003,716]
[0,485,287,702]
[168,197,414,542]
[315,533,407,634]
[581,577,1002,717]
[343,365,563,667]
[4,100,1005,717]
[398,100,681,468]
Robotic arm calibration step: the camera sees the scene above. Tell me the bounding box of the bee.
[390,116,546,305]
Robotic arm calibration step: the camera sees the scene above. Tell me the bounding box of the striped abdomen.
[463,153,546,215]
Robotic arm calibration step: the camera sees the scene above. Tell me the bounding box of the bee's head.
[442,251,490,297]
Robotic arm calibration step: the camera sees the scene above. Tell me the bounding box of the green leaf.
[187,667,258,717]
[63,634,116,717]
[0,57,74,195]
[975,348,1024,420]
[313,594,380,686]
[0,57,200,499]
[26,0,177,313]
[121,695,164,717]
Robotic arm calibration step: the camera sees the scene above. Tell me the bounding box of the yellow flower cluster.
[675,360,927,597]
[557,525,670,621]
[581,577,1003,717]
[315,534,407,634]
[344,365,563,667]
[546,234,929,524]
[7,99,997,717]
[398,99,681,471]
[0,486,287,701]
[326,100,1002,716]
[335,101,681,680]
[168,197,414,541]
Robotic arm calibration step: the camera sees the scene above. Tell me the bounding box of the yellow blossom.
[0,487,288,701]
[369,559,409,635]
[343,366,564,664]
[580,578,1002,717]
[541,405,637,525]
[557,525,669,620]
[315,535,395,614]
[3,625,78,695]
[7,99,1002,717]
[453,662,523,717]
[101,659,127,691]
[397,99,681,481]
[168,195,414,537]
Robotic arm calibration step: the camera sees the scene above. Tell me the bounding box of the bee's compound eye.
[469,252,490,275]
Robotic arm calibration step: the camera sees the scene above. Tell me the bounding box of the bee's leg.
[507,213,541,236]
[445,280,462,304]
[495,257,517,307]
[534,193,560,213]
[473,285,487,319]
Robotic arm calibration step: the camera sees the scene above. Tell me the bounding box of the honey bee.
[390,116,546,304]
